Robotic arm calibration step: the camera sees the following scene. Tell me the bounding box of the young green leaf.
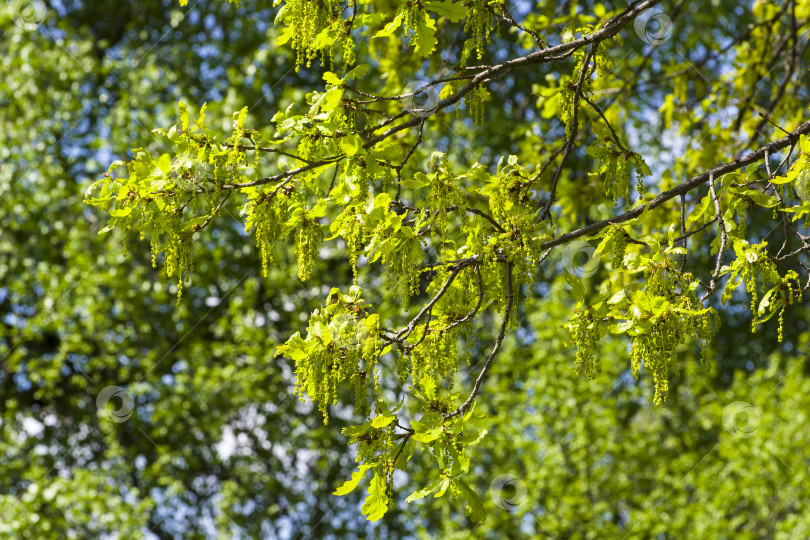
[405,479,442,502]
[333,465,372,496]
[361,471,389,522]
[424,1,467,22]
[455,478,487,523]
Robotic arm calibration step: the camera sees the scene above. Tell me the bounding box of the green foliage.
[82,0,810,524]
[7,0,810,534]
[567,241,720,405]
[463,0,497,60]
[721,239,803,340]
[277,285,384,421]
[625,263,718,405]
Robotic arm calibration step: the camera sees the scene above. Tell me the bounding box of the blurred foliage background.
[1,0,809,538]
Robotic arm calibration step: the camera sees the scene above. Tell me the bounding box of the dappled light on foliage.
[3,0,810,536]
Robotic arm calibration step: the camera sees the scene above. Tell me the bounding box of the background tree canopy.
[2,0,810,537]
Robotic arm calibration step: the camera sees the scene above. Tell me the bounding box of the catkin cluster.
[409,324,461,391]
[631,267,719,404]
[558,48,592,137]
[464,0,496,60]
[292,307,382,424]
[245,196,286,278]
[296,217,324,281]
[342,207,364,283]
[427,176,464,235]
[381,237,423,311]
[778,271,803,342]
[609,225,628,267]
[601,150,631,202]
[287,0,330,71]
[721,241,802,340]
[465,86,488,125]
[148,207,194,305]
[569,309,601,379]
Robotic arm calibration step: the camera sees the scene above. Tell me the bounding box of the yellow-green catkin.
[610,225,628,267]
[287,0,330,71]
[570,309,600,379]
[628,266,719,404]
[295,217,323,281]
[244,194,286,278]
[464,0,495,60]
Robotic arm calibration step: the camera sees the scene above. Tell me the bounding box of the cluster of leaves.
[334,385,489,522]
[2,0,425,535]
[721,239,803,341]
[85,103,249,302]
[567,233,720,405]
[275,0,473,69]
[277,286,383,421]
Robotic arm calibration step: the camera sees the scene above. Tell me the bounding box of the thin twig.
[679,193,688,272]
[701,173,728,302]
[445,262,514,420]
